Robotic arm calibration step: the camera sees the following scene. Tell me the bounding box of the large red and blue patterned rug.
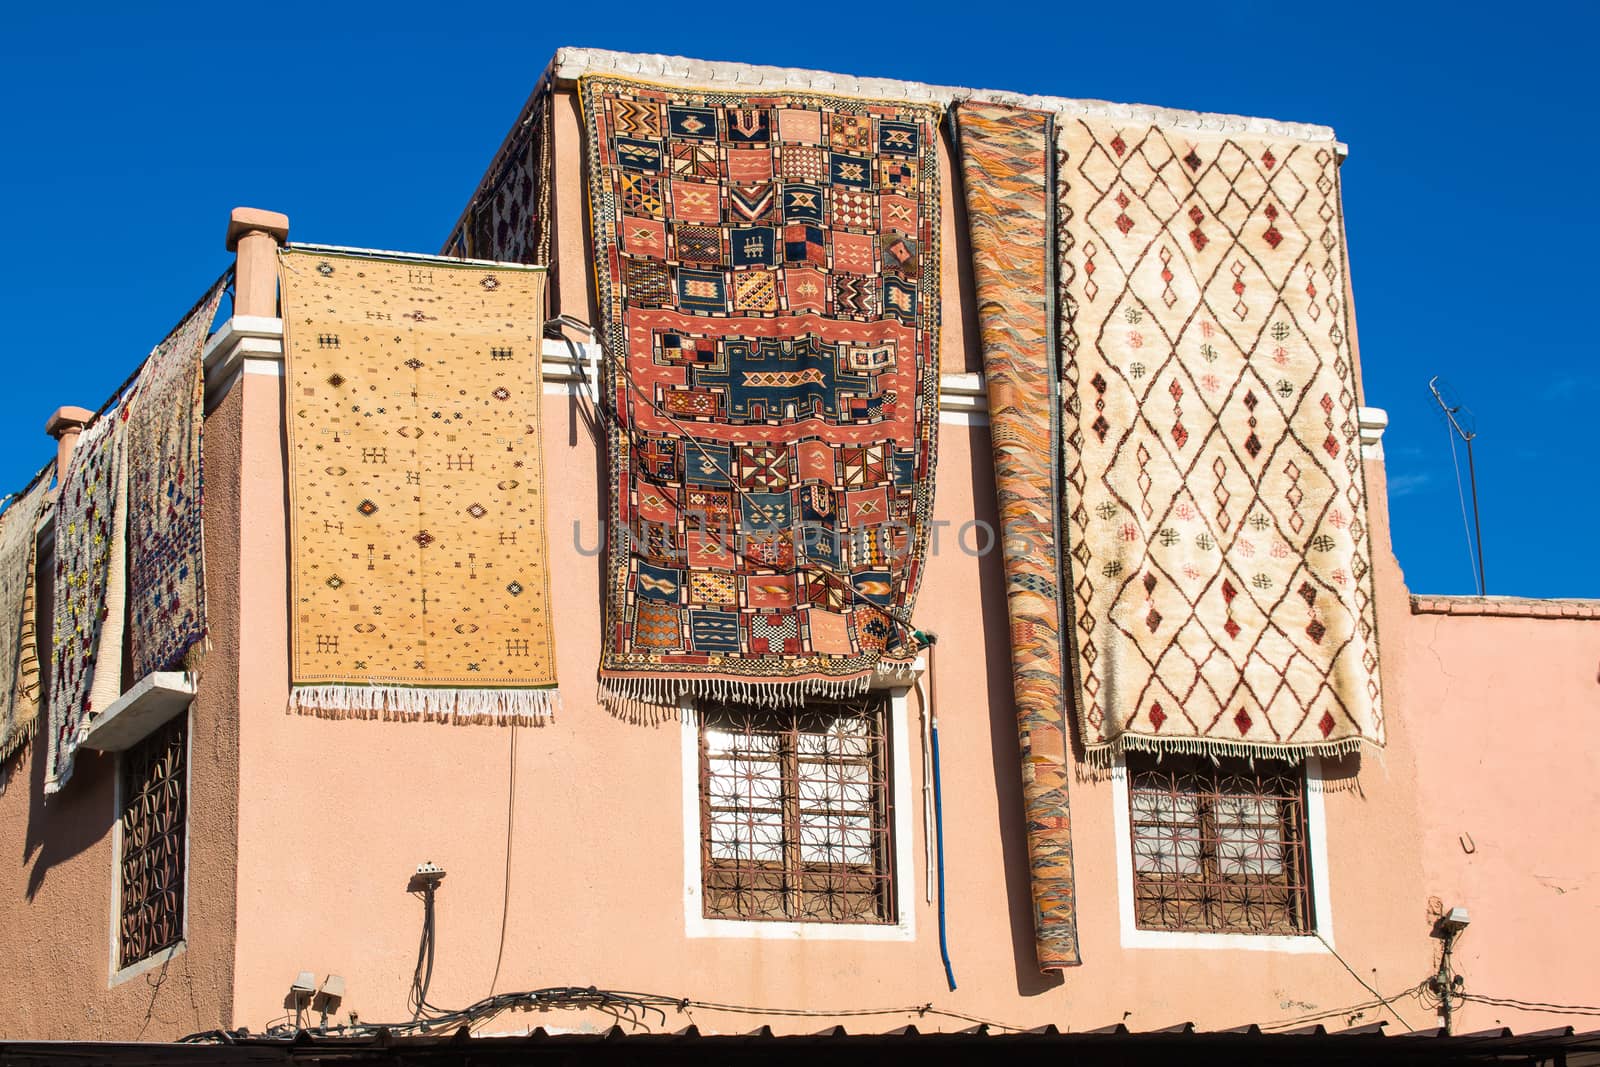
[581,75,942,711]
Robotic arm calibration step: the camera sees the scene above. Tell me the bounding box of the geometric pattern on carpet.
[1057,119,1384,764]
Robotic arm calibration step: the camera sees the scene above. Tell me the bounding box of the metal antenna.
[1428,377,1486,596]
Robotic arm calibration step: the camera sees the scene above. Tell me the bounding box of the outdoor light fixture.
[1432,906,1470,938]
[314,974,346,1026]
[289,970,318,1018]
[1427,904,1471,1035]
[407,861,447,892]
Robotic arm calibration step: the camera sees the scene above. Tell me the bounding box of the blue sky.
[2,1,1594,597]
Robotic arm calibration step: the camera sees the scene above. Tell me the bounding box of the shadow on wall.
[963,422,1065,997]
[1318,751,1365,796]
[22,720,115,902]
[944,152,1063,994]
[20,559,115,901]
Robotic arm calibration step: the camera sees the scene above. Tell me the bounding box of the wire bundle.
[179,987,1017,1043]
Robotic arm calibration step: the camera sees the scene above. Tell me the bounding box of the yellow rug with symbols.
[280,249,558,723]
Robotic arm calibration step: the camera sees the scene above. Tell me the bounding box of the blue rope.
[931,719,957,991]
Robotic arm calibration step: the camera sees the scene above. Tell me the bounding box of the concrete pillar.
[44,406,96,479]
[225,208,290,318]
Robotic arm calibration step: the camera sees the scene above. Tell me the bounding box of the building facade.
[0,49,1596,1042]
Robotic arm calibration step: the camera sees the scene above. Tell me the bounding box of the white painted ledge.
[198,313,1373,445]
[553,47,1344,152]
[203,315,283,411]
[197,319,989,423]
[81,672,195,752]
[1359,406,1388,460]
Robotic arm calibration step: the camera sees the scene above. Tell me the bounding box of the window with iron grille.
[698,696,894,924]
[118,713,188,968]
[1127,755,1313,936]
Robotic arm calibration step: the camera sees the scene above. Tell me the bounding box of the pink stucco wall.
[1403,596,1600,1030]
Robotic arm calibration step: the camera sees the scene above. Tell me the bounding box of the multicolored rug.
[0,466,54,766]
[1056,119,1384,764]
[280,249,559,723]
[461,76,555,271]
[953,101,1080,970]
[48,409,129,793]
[581,75,942,709]
[126,281,225,678]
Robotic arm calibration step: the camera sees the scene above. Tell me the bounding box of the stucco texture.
[0,383,242,1040]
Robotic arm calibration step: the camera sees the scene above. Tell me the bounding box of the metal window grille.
[118,714,188,968]
[1127,755,1312,935]
[698,696,894,924]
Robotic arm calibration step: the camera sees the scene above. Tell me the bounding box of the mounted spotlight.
[289,971,317,1007]
[407,861,447,893]
[1432,906,1470,939]
[314,974,346,1026]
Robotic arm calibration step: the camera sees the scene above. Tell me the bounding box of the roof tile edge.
[554,46,1343,149]
[1410,595,1600,619]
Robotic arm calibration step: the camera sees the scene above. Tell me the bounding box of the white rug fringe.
[290,685,558,726]
[1080,733,1373,772]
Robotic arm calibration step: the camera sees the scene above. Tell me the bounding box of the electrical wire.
[195,974,1528,1046]
[486,721,519,996]
[1258,983,1429,1032]
[927,640,956,992]
[179,985,1035,1043]
[1431,381,1483,597]
[644,996,1021,1032]
[1457,993,1600,1017]
[406,886,431,1018]
[272,987,670,1041]
[1442,416,1479,595]
[407,881,450,1021]
[1314,931,1416,1032]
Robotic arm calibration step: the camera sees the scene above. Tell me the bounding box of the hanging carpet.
[1056,119,1384,764]
[48,409,129,793]
[280,250,558,723]
[952,100,1081,970]
[580,75,942,709]
[126,280,225,678]
[0,466,54,766]
[461,74,556,272]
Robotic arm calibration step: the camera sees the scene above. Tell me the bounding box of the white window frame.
[1110,752,1334,954]
[107,713,192,986]
[679,678,917,941]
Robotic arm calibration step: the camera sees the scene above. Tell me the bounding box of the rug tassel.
[289,685,559,726]
[598,670,884,721]
[1078,733,1375,774]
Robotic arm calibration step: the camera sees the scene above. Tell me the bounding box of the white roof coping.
[553,46,1344,151]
